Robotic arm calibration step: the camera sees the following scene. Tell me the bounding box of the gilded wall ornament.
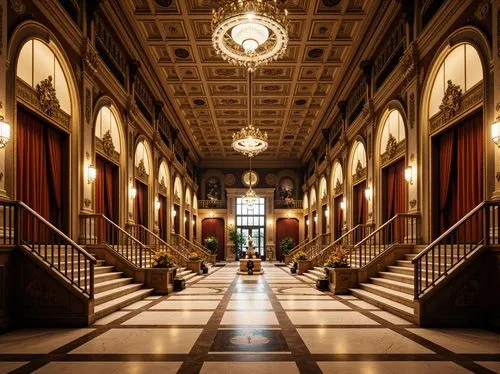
[439,80,462,121]
[410,199,417,208]
[334,179,343,195]
[36,76,60,116]
[159,176,167,195]
[355,160,364,177]
[10,0,25,15]
[265,173,277,186]
[83,198,92,208]
[81,39,99,77]
[224,173,236,186]
[385,133,398,159]
[102,130,115,157]
[85,88,91,124]
[409,93,415,129]
[399,42,419,83]
[136,158,148,180]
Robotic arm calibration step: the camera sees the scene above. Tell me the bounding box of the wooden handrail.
[83,214,146,248]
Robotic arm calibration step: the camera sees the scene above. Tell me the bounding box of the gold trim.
[439,80,462,121]
[36,76,60,116]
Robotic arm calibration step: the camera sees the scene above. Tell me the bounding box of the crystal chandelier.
[212,0,289,72]
[232,70,268,157]
[242,156,258,209]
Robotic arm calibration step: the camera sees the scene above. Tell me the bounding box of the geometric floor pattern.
[0,263,498,373]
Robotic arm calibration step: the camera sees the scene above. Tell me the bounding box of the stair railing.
[126,224,188,267]
[412,201,499,299]
[0,200,96,298]
[309,224,371,267]
[80,214,152,268]
[172,233,212,263]
[353,214,420,268]
[288,234,327,259]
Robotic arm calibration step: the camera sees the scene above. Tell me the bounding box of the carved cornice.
[36,76,60,116]
[399,42,419,83]
[439,80,462,121]
[81,39,99,78]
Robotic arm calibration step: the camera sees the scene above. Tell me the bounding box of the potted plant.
[280,236,296,263]
[204,236,218,264]
[228,225,244,260]
[324,245,357,294]
[187,251,203,273]
[294,250,311,274]
[324,245,350,271]
[145,250,176,294]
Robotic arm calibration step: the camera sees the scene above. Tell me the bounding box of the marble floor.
[0,263,498,373]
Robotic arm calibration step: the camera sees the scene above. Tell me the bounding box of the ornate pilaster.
[0,0,8,198]
[492,0,500,200]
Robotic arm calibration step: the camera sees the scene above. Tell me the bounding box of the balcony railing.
[199,200,227,209]
[274,199,303,209]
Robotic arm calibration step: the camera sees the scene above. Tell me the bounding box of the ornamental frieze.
[102,130,115,157]
[439,80,462,121]
[36,76,60,116]
[136,159,148,181]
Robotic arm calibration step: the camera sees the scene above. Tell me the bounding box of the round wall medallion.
[266,173,277,186]
[224,173,236,186]
[242,170,259,187]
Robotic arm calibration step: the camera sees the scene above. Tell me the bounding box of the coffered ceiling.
[123,0,380,163]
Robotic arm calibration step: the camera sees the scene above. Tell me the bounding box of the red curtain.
[353,181,367,242]
[95,157,118,243]
[304,215,308,239]
[135,181,148,228]
[202,218,225,261]
[334,195,343,240]
[438,110,483,239]
[104,163,114,219]
[17,108,65,238]
[185,210,190,240]
[159,195,167,240]
[383,158,406,242]
[276,218,299,260]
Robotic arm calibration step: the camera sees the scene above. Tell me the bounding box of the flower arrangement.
[188,252,202,261]
[324,245,350,268]
[152,250,175,268]
[294,250,308,261]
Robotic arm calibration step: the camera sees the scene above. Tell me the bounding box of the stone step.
[349,288,415,323]
[51,259,106,268]
[379,271,414,285]
[94,277,133,293]
[94,283,143,306]
[370,277,413,295]
[92,271,123,284]
[359,283,414,308]
[94,265,115,274]
[387,265,414,276]
[94,288,153,320]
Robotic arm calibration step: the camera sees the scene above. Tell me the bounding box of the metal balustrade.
[0,200,96,298]
[172,233,212,263]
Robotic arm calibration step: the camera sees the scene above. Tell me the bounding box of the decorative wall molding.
[85,88,91,124]
[334,179,343,196]
[439,80,462,121]
[10,0,25,15]
[381,139,405,167]
[409,93,415,129]
[159,177,167,195]
[101,130,115,157]
[36,76,61,116]
[399,42,419,83]
[136,158,148,182]
[410,199,417,208]
[385,133,398,159]
[81,39,99,78]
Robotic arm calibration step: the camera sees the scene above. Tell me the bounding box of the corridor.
[0,263,498,373]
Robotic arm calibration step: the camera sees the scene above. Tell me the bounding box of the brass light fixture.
[242,155,258,209]
[212,0,289,72]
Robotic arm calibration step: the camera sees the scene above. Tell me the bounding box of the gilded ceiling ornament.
[385,133,398,159]
[439,80,462,121]
[242,170,259,187]
[136,158,148,180]
[36,76,60,116]
[102,130,115,157]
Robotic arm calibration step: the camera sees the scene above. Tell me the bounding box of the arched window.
[310,188,317,208]
[17,39,71,114]
[174,176,183,202]
[429,43,483,118]
[351,141,367,176]
[319,177,327,202]
[303,194,309,210]
[95,106,121,155]
[185,187,192,208]
[331,161,343,192]
[380,110,405,156]
[135,141,151,178]
[158,161,170,196]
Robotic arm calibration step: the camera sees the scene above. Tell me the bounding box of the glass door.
[236,197,266,258]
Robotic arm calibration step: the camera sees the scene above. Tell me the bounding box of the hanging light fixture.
[0,115,11,148]
[232,70,268,157]
[242,155,258,209]
[212,0,289,72]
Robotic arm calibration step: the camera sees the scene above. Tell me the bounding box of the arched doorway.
[134,140,151,228]
[202,218,225,261]
[173,176,183,235]
[310,188,317,237]
[426,43,485,239]
[331,161,344,240]
[185,187,192,240]
[157,161,170,240]
[350,140,367,241]
[276,218,299,261]
[15,38,73,233]
[319,176,328,235]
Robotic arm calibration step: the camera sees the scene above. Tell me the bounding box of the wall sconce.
[192,219,195,225]
[184,216,187,223]
[491,116,500,147]
[155,197,161,210]
[172,209,177,217]
[306,219,310,225]
[87,165,97,184]
[324,208,329,217]
[209,211,214,218]
[405,166,414,185]
[314,216,317,223]
[340,200,346,210]
[0,116,11,148]
[364,186,372,201]
[286,211,292,218]
[129,186,137,199]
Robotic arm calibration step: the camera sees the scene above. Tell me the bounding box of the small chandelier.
[242,155,258,209]
[212,0,289,72]
[232,70,268,157]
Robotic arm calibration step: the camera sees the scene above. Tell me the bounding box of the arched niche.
[185,187,192,211]
[134,140,151,183]
[379,109,406,160]
[173,176,183,205]
[158,160,170,197]
[303,193,309,210]
[94,104,122,161]
[319,176,328,204]
[350,140,367,184]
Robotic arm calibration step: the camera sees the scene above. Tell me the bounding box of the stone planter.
[187,260,203,273]
[327,267,359,294]
[144,267,175,295]
[284,254,293,265]
[297,259,311,275]
[209,254,217,264]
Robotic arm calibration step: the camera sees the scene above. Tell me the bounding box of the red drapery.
[353,181,367,242]
[202,218,225,261]
[159,195,167,240]
[17,108,65,236]
[438,110,483,239]
[304,215,308,239]
[95,157,117,243]
[276,218,299,260]
[135,181,148,228]
[334,195,343,240]
[185,210,190,240]
[383,158,406,241]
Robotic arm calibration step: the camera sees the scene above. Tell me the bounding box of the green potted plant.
[280,236,296,263]
[204,236,219,264]
[228,225,244,260]
[187,251,203,273]
[294,250,311,274]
